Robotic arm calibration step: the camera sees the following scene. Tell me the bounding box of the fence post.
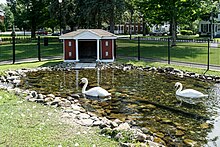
[38,35,41,61]
[138,36,140,61]
[168,37,170,64]
[12,36,15,64]
[207,39,210,71]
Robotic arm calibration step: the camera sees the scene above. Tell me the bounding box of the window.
[105,41,109,46]
[105,51,108,56]
[69,41,72,47]
[69,52,72,57]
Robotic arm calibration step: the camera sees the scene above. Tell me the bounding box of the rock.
[37,94,44,99]
[13,79,21,86]
[200,123,209,129]
[157,67,164,73]
[153,137,166,145]
[78,119,94,126]
[114,122,130,131]
[61,113,71,118]
[30,91,38,98]
[76,113,90,119]
[146,140,165,147]
[7,76,20,81]
[35,99,44,103]
[120,142,134,147]
[161,118,172,124]
[183,139,197,146]
[165,67,174,72]
[110,121,118,128]
[144,65,151,70]
[176,125,187,131]
[59,101,71,107]
[93,120,104,126]
[133,131,148,142]
[145,104,156,109]
[71,104,84,111]
[44,97,53,102]
[149,67,157,71]
[46,94,55,98]
[51,97,61,105]
[155,132,165,138]
[113,118,123,125]
[141,127,149,134]
[28,98,37,102]
[175,130,184,136]
[70,94,80,99]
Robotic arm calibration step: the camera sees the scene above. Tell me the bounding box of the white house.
[199,14,220,37]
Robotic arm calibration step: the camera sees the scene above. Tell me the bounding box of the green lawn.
[0,60,118,146]
[116,39,220,66]
[0,90,118,146]
[0,41,62,62]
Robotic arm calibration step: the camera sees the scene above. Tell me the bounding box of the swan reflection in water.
[175,82,208,105]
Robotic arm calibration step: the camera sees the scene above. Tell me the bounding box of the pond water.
[20,68,220,146]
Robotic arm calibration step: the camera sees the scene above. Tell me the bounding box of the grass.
[116,58,220,76]
[0,60,118,146]
[0,41,62,62]
[116,39,220,66]
[0,90,118,146]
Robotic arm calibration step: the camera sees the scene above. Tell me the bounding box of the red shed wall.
[64,40,76,60]
[101,39,113,59]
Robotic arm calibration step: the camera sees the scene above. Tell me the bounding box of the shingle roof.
[61,29,116,38]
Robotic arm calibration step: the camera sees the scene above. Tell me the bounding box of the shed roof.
[59,29,117,40]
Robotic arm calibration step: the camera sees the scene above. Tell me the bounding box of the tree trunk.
[109,4,115,33]
[31,18,36,39]
[171,16,176,46]
[142,16,146,36]
[97,8,102,29]
[129,10,133,40]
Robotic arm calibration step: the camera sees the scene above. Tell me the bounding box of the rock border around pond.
[0,62,218,146]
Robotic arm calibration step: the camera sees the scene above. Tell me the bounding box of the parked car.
[51,32,60,36]
[149,30,167,36]
[36,30,48,35]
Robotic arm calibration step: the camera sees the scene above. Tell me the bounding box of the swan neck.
[176,84,183,94]
[82,80,88,93]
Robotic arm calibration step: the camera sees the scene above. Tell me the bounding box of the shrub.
[180,30,193,35]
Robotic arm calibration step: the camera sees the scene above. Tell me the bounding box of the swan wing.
[85,87,111,97]
[176,89,207,98]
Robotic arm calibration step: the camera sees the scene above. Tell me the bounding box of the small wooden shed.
[59,29,117,62]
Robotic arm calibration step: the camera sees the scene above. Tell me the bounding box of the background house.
[199,14,220,37]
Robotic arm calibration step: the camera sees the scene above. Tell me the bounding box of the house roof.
[59,29,117,40]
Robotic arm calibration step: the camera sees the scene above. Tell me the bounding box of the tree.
[7,0,51,38]
[137,0,212,45]
[0,4,13,31]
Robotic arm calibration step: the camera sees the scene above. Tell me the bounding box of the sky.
[0,0,6,4]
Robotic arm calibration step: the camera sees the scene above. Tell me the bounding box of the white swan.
[81,78,111,97]
[175,82,208,104]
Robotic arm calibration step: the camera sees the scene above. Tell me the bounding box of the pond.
[20,68,220,146]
